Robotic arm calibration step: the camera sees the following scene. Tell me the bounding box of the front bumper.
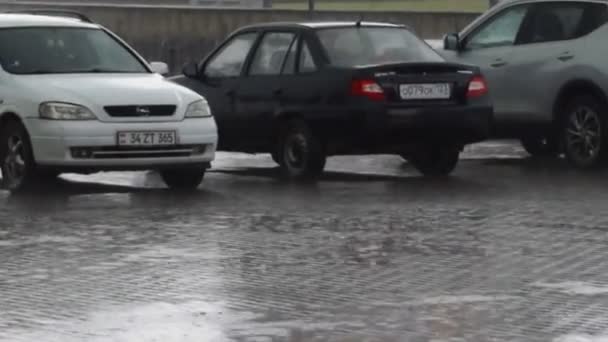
[24,117,218,170]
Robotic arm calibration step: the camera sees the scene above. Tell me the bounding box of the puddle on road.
[0,300,368,342]
[122,245,222,263]
[555,334,608,342]
[533,281,608,296]
[406,294,516,306]
[62,171,160,189]
[1,301,231,342]
[0,234,84,247]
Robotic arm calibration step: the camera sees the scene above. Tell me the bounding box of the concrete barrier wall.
[0,2,480,74]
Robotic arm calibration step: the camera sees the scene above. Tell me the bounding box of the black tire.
[520,136,559,157]
[160,168,205,190]
[561,95,608,169]
[407,145,460,177]
[0,120,39,193]
[277,120,326,180]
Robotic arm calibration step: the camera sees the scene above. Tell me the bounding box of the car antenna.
[357,0,372,28]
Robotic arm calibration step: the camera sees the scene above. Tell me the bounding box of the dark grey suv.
[438,0,608,169]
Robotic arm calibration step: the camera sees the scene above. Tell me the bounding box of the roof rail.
[5,9,93,23]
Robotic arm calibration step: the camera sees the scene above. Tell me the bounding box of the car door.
[190,31,258,150]
[504,1,608,123]
[235,30,297,151]
[277,34,325,120]
[440,3,532,125]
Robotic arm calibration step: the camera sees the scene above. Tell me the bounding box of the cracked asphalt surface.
[2,141,608,342]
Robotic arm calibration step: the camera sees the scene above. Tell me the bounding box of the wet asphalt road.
[3,141,608,342]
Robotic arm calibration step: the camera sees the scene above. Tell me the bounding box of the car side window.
[204,32,257,78]
[298,41,317,73]
[249,32,296,76]
[576,3,608,37]
[518,2,608,44]
[465,5,529,50]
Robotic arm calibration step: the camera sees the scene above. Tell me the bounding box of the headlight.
[39,102,96,120]
[185,100,212,118]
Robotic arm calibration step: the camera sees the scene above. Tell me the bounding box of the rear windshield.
[0,27,148,75]
[317,27,443,67]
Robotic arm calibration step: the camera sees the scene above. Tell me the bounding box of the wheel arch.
[273,111,304,136]
[553,79,608,122]
[273,111,328,140]
[0,112,25,154]
[0,112,24,131]
[274,111,306,123]
[0,112,34,162]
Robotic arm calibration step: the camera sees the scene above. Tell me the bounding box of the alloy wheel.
[285,134,308,171]
[3,134,26,187]
[565,105,602,164]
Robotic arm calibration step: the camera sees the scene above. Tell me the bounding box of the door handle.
[225,89,235,97]
[490,59,507,68]
[273,88,283,96]
[557,52,574,62]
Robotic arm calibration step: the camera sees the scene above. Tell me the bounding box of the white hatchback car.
[0,11,218,192]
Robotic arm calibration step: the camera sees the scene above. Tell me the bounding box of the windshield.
[0,27,148,74]
[317,27,444,67]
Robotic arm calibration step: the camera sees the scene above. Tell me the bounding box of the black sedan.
[173,21,493,179]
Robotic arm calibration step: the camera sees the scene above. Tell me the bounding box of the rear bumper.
[382,105,493,142]
[318,104,493,154]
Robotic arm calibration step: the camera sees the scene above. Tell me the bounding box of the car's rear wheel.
[561,95,608,169]
[0,120,38,193]
[277,120,326,180]
[406,145,460,177]
[160,168,205,190]
[520,136,559,157]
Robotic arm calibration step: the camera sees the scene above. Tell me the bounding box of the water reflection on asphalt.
[3,144,608,341]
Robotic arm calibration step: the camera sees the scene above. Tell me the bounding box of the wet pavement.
[2,141,608,342]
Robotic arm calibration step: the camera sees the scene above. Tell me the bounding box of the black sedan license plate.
[117,131,177,147]
[400,83,451,100]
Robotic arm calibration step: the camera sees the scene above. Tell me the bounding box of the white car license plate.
[117,131,177,147]
[400,83,451,100]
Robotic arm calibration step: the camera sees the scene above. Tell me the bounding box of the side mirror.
[443,33,461,51]
[149,61,169,75]
[182,62,200,79]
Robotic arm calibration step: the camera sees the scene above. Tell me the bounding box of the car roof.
[238,21,405,31]
[497,0,607,6]
[459,0,608,35]
[0,13,99,29]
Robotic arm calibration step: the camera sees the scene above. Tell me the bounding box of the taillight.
[351,79,386,101]
[467,75,488,98]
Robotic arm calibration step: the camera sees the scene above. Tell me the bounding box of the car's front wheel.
[160,168,205,190]
[406,145,461,177]
[277,120,326,180]
[561,95,608,169]
[0,120,38,193]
